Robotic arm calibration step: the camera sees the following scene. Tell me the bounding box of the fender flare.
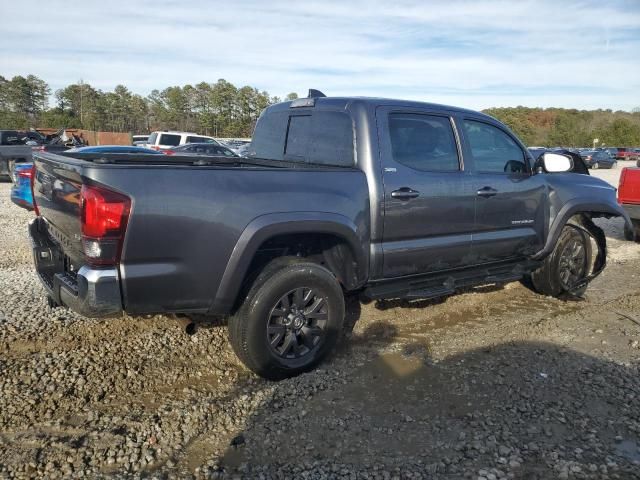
[209,212,369,313]
[532,198,632,260]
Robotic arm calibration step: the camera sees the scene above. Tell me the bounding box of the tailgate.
[30,152,126,317]
[32,152,85,266]
[618,167,640,205]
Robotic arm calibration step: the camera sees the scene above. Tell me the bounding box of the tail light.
[80,184,131,266]
[163,150,175,155]
[29,165,39,216]
[18,168,33,180]
[618,168,627,204]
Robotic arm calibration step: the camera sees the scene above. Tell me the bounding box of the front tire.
[228,258,345,380]
[625,220,640,242]
[530,225,591,297]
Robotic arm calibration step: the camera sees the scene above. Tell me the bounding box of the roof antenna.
[307,89,326,98]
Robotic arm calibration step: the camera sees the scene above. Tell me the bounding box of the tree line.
[0,74,298,137]
[1,74,639,145]
[484,106,640,147]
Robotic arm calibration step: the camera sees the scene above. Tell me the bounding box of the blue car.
[65,145,164,154]
[10,162,34,210]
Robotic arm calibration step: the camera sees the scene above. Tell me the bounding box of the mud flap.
[565,218,606,293]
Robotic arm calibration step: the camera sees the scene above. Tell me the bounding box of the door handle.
[391,187,420,200]
[476,186,498,198]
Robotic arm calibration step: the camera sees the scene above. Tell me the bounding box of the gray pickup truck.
[29,91,632,379]
[0,130,33,181]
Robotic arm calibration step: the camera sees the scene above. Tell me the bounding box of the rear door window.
[159,134,181,146]
[388,114,460,171]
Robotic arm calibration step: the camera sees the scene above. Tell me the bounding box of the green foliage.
[2,74,639,145]
[484,106,640,147]
[596,118,640,146]
[0,74,276,136]
[0,74,50,127]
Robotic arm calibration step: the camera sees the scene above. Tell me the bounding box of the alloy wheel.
[558,237,587,289]
[266,287,328,360]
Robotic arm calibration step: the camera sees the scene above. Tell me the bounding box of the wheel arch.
[209,212,369,314]
[532,198,631,260]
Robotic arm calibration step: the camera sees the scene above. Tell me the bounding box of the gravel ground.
[1,169,639,480]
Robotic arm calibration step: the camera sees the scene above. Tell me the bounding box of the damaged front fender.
[533,198,633,262]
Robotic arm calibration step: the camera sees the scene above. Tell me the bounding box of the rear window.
[186,136,216,144]
[250,110,354,166]
[159,134,181,146]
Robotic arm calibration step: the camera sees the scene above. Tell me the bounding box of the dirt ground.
[0,167,639,479]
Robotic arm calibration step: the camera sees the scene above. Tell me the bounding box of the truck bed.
[31,151,369,315]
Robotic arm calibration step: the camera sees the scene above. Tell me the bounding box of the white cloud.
[1,0,639,110]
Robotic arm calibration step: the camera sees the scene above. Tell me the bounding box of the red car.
[614,147,640,161]
[618,167,640,239]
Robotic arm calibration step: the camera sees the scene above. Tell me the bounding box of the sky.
[1,0,639,111]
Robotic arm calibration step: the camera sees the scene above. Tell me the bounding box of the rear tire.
[530,225,591,298]
[592,162,599,169]
[228,258,345,380]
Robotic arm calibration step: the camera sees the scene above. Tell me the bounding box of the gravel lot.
[1,167,639,479]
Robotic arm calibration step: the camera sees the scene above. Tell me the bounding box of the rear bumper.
[29,218,123,317]
[11,186,34,210]
[622,203,640,221]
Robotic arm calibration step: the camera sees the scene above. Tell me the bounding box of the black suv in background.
[0,130,33,180]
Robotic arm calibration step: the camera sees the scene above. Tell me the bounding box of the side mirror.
[541,152,573,173]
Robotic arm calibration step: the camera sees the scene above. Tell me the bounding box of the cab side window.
[388,114,460,172]
[462,120,527,173]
